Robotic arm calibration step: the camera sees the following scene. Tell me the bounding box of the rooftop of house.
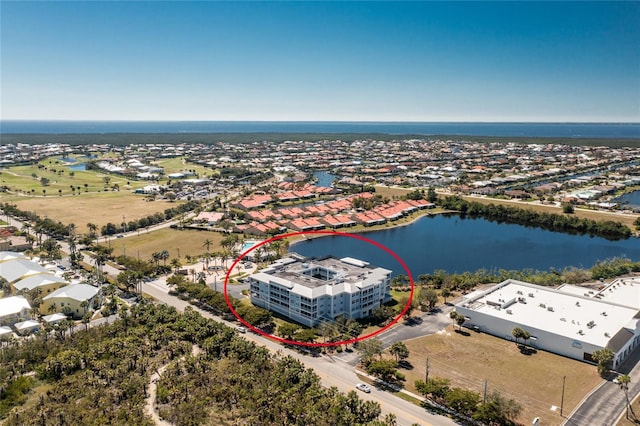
[43,283,99,302]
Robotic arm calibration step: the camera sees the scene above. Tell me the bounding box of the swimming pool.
[240,241,259,253]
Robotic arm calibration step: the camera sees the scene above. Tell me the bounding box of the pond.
[290,214,640,277]
[67,163,87,171]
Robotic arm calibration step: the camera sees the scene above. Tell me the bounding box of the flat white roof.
[459,279,639,348]
[251,256,390,299]
[340,257,370,268]
[595,277,640,308]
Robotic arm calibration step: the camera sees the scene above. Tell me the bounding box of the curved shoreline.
[288,209,454,247]
[288,201,636,251]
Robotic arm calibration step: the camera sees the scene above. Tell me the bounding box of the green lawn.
[1,156,190,234]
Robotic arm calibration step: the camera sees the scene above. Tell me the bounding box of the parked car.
[355,383,371,393]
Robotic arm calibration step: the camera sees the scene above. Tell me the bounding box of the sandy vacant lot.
[400,325,602,426]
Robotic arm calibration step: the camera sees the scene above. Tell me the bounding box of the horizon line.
[2,119,639,125]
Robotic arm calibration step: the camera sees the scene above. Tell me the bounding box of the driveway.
[335,304,455,365]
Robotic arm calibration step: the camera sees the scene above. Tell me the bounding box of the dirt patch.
[402,325,602,426]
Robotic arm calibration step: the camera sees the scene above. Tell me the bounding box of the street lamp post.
[561,375,566,416]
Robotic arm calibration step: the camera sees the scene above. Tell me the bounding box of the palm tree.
[79,300,89,314]
[254,246,264,265]
[170,258,182,274]
[617,374,638,421]
[221,250,230,270]
[87,222,98,243]
[221,234,238,252]
[160,249,170,267]
[202,238,213,253]
[81,311,91,331]
[91,252,108,284]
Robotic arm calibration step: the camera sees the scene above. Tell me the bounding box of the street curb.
[560,379,607,426]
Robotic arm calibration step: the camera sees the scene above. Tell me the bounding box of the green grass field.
[399,326,602,426]
[0,156,196,233]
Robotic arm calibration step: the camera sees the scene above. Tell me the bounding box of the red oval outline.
[224,230,414,347]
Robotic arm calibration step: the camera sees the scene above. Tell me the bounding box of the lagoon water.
[614,191,640,209]
[313,171,337,187]
[290,215,640,277]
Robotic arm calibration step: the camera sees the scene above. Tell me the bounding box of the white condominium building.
[249,256,392,327]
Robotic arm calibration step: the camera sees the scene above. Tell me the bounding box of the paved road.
[563,344,640,426]
[142,279,457,426]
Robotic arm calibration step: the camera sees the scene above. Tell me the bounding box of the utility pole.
[561,375,566,416]
[425,357,429,382]
[483,381,488,404]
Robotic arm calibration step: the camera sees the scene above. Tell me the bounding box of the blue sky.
[1,1,639,122]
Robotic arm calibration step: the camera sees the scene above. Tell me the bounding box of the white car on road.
[356,383,371,393]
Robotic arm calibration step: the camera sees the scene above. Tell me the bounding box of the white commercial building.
[249,256,392,327]
[456,278,640,369]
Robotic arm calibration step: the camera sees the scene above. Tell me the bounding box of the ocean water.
[1,120,639,138]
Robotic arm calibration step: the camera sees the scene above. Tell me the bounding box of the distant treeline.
[1,202,70,238]
[439,196,632,240]
[1,132,638,147]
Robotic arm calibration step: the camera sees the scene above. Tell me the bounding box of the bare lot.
[400,326,602,426]
[98,227,225,261]
[6,192,181,234]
